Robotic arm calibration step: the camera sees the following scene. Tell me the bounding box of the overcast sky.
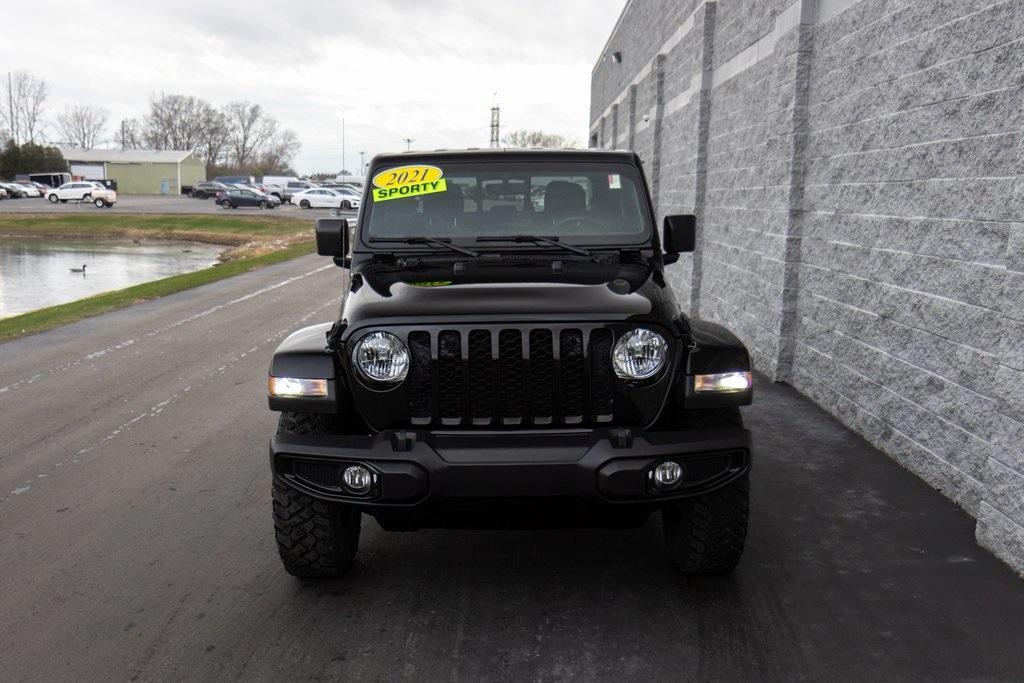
[3,0,626,175]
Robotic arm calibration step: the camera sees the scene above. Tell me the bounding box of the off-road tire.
[663,407,748,573]
[662,473,749,574]
[272,411,361,578]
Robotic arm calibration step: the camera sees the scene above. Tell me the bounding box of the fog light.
[342,465,373,493]
[653,461,683,490]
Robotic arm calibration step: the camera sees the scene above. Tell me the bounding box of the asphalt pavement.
[1,254,1022,681]
[0,194,356,219]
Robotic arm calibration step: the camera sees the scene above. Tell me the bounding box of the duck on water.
[70,264,87,273]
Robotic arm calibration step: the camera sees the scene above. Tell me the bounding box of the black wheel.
[272,412,361,578]
[299,199,311,209]
[221,200,233,209]
[259,200,269,209]
[48,194,58,203]
[341,200,351,210]
[663,473,749,574]
[197,191,207,199]
[662,407,748,573]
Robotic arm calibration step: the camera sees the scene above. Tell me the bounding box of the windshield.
[362,160,651,245]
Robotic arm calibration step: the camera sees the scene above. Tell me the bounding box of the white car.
[13,183,41,197]
[47,181,117,207]
[291,187,360,210]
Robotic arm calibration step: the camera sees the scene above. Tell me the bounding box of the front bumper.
[271,426,751,526]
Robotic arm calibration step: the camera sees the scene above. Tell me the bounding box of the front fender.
[268,323,339,413]
[680,319,752,409]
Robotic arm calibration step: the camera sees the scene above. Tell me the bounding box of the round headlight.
[612,328,667,380]
[353,331,409,384]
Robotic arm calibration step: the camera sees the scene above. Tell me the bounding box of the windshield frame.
[356,159,656,253]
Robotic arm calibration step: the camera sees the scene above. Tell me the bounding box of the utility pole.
[6,72,17,145]
[403,138,414,151]
[341,117,346,176]
[359,151,365,175]
[490,105,500,148]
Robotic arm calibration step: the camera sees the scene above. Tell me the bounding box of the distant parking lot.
[0,194,358,220]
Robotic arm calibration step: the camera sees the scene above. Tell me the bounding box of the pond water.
[0,237,225,318]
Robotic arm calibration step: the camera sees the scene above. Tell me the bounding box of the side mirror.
[315,218,349,263]
[662,214,696,264]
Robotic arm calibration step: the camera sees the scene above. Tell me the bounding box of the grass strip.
[0,240,314,343]
[0,213,312,250]
[0,212,308,236]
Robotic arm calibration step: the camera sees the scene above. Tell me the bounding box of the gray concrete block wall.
[591,0,1024,574]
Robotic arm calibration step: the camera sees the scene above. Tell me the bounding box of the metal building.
[60,148,206,195]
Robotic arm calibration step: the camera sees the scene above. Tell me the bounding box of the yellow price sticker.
[371,164,447,202]
[373,178,447,202]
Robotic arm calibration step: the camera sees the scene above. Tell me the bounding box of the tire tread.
[272,411,360,579]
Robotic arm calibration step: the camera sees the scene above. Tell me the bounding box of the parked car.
[260,184,286,201]
[47,181,116,207]
[0,186,7,200]
[190,181,231,199]
[285,180,319,197]
[261,175,300,189]
[1,183,26,198]
[321,182,363,193]
[291,187,360,210]
[214,175,256,185]
[218,188,277,209]
[14,183,42,198]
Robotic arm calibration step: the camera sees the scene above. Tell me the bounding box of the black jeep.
[267,149,753,577]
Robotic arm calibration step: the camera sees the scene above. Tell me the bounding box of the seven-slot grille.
[405,327,615,426]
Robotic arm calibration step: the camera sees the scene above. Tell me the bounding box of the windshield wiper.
[476,234,593,258]
[370,236,479,257]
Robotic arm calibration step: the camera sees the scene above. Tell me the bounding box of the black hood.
[339,264,681,338]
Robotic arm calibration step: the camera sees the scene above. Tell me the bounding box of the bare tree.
[501,129,578,149]
[255,129,301,174]
[116,118,144,150]
[56,103,109,149]
[223,101,278,167]
[3,71,48,144]
[143,94,218,151]
[197,108,229,167]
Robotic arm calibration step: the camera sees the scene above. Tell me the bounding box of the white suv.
[47,181,117,208]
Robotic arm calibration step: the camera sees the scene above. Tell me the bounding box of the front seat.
[376,195,425,236]
[543,181,586,227]
[423,183,464,232]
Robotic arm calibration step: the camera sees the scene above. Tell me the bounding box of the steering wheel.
[550,215,606,232]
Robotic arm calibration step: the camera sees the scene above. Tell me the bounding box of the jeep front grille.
[405,327,615,427]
